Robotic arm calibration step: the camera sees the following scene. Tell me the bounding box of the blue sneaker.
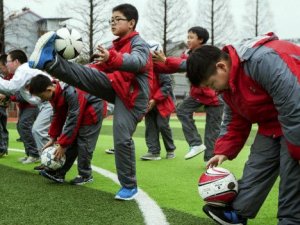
[203,205,247,225]
[29,31,57,69]
[115,187,138,201]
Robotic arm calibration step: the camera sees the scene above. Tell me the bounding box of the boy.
[153,26,223,161]
[141,41,176,160]
[29,4,153,200]
[29,75,104,185]
[186,33,300,225]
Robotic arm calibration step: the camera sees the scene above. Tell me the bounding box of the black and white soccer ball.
[147,40,163,54]
[55,27,83,60]
[41,146,66,170]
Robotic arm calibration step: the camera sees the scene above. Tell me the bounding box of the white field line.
[8,148,169,225]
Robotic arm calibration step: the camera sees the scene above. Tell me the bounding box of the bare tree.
[241,0,274,38]
[195,0,236,47]
[58,0,111,59]
[141,0,191,55]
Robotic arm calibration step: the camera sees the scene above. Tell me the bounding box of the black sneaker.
[203,205,247,225]
[40,170,65,183]
[34,164,46,171]
[70,175,93,185]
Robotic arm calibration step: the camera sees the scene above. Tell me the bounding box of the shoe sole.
[184,148,206,160]
[40,171,64,183]
[166,156,176,159]
[203,207,244,225]
[140,157,161,161]
[105,150,115,154]
[71,178,94,185]
[29,31,56,68]
[115,191,138,201]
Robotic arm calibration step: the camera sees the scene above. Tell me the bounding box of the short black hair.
[8,50,27,64]
[29,75,53,95]
[0,54,7,65]
[186,45,229,86]
[113,3,138,29]
[188,26,209,44]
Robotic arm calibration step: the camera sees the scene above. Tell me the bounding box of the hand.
[42,138,56,151]
[206,155,228,168]
[147,99,156,112]
[94,45,110,64]
[152,50,166,63]
[54,145,66,160]
[0,94,7,102]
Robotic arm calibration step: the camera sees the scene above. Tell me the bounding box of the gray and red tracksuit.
[46,31,153,188]
[145,71,176,154]
[49,81,105,177]
[154,53,223,161]
[216,33,300,224]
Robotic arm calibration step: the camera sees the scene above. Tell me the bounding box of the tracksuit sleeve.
[106,40,150,73]
[214,102,252,160]
[154,57,186,74]
[153,74,173,102]
[247,51,300,159]
[57,88,86,148]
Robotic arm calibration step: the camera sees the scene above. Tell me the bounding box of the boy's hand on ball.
[95,45,109,63]
[42,138,55,151]
[54,145,66,160]
[206,155,228,168]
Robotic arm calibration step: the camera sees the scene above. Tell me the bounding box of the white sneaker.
[22,156,40,164]
[184,144,206,160]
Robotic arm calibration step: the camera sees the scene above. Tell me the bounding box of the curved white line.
[8,148,169,225]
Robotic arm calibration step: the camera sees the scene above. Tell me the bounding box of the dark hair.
[8,49,27,64]
[188,26,209,44]
[186,45,229,86]
[29,74,53,95]
[0,54,7,65]
[113,4,138,29]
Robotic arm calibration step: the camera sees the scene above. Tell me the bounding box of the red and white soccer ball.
[198,167,238,207]
[55,27,83,60]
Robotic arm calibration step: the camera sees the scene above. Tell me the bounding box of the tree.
[141,0,191,55]
[58,0,111,60]
[195,0,236,47]
[241,0,274,38]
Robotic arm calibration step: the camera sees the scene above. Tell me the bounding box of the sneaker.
[18,156,28,162]
[166,151,176,159]
[0,151,6,158]
[40,170,65,183]
[184,144,206,160]
[16,138,23,142]
[29,31,57,69]
[70,175,93,185]
[34,164,46,171]
[203,205,247,225]
[105,149,115,154]
[115,187,138,200]
[140,152,161,161]
[22,156,40,164]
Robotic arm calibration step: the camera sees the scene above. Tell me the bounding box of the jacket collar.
[112,31,139,50]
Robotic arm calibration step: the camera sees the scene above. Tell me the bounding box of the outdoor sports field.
[0,116,278,225]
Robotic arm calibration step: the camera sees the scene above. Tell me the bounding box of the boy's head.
[187,26,209,51]
[186,45,231,91]
[29,75,55,101]
[7,49,27,74]
[0,54,9,76]
[110,4,138,37]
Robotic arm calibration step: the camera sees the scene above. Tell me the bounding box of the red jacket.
[48,81,104,148]
[214,33,300,160]
[151,72,175,117]
[91,31,154,109]
[154,52,220,106]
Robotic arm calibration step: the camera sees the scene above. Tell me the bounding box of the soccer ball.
[41,146,66,170]
[147,40,163,54]
[198,167,238,207]
[55,27,83,60]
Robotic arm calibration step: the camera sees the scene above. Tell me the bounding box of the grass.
[0,117,278,225]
